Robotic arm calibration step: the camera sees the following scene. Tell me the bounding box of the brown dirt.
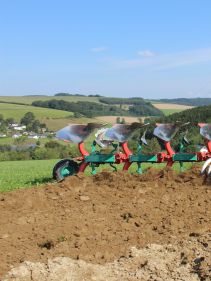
[1,168,211,280]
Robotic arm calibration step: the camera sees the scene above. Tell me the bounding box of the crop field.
[153,102,193,114]
[0,159,195,192]
[0,159,57,192]
[152,102,193,115]
[160,108,186,115]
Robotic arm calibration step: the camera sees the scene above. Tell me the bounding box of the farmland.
[0,95,99,105]
[0,97,210,281]
[0,166,210,280]
[0,159,56,192]
[0,95,192,120]
[152,102,193,115]
[96,115,140,124]
[0,102,73,121]
[0,159,194,192]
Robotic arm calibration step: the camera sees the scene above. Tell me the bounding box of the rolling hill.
[0,95,194,129]
[152,98,211,107]
[0,95,188,115]
[0,102,73,120]
[0,95,99,105]
[0,102,77,130]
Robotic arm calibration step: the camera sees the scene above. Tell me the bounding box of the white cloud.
[138,50,155,57]
[107,48,211,70]
[91,46,108,53]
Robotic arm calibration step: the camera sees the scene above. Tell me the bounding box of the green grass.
[0,159,57,192]
[0,102,73,121]
[161,109,185,116]
[0,136,62,146]
[0,102,78,130]
[0,137,13,145]
[0,159,196,192]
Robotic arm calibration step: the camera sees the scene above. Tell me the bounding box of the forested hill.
[153,98,211,106]
[99,97,147,105]
[159,104,211,124]
[32,99,164,118]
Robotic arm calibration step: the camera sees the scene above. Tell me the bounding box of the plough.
[53,122,211,181]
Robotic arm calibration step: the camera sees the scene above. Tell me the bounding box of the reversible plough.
[53,122,211,181]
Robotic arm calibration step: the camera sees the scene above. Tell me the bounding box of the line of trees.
[154,98,211,106]
[20,112,47,133]
[131,105,211,153]
[32,99,130,117]
[99,97,146,105]
[32,99,164,117]
[0,140,78,161]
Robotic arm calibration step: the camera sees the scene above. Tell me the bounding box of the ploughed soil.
[0,168,211,280]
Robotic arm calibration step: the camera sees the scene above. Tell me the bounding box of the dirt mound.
[4,237,211,281]
[0,168,211,280]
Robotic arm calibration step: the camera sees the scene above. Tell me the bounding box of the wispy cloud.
[91,46,108,53]
[105,48,211,70]
[138,50,155,57]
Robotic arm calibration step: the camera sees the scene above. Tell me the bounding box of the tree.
[116,117,121,124]
[31,120,41,133]
[142,137,161,154]
[0,122,7,133]
[20,112,35,126]
[121,118,126,124]
[0,114,4,123]
[14,136,27,144]
[5,118,15,125]
[74,112,81,118]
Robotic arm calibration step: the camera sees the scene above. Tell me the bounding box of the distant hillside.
[99,97,146,105]
[153,98,211,106]
[32,99,127,118]
[54,93,86,97]
[55,93,102,97]
[160,104,211,123]
[32,99,164,118]
[99,97,164,116]
[155,105,211,148]
[0,102,72,121]
[0,95,100,105]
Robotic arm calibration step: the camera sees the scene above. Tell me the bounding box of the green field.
[0,96,188,116]
[0,102,73,121]
[0,159,56,192]
[161,109,185,115]
[0,96,191,131]
[0,102,81,130]
[0,95,99,105]
[0,159,195,192]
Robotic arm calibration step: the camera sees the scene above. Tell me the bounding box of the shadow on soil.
[25,177,54,186]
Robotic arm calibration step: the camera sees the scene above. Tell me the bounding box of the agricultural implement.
[53,122,211,181]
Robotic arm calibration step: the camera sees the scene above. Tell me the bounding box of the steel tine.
[140,130,148,146]
[208,165,211,177]
[183,129,189,144]
[201,158,211,174]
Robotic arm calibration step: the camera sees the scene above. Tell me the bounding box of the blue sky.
[1,0,211,98]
